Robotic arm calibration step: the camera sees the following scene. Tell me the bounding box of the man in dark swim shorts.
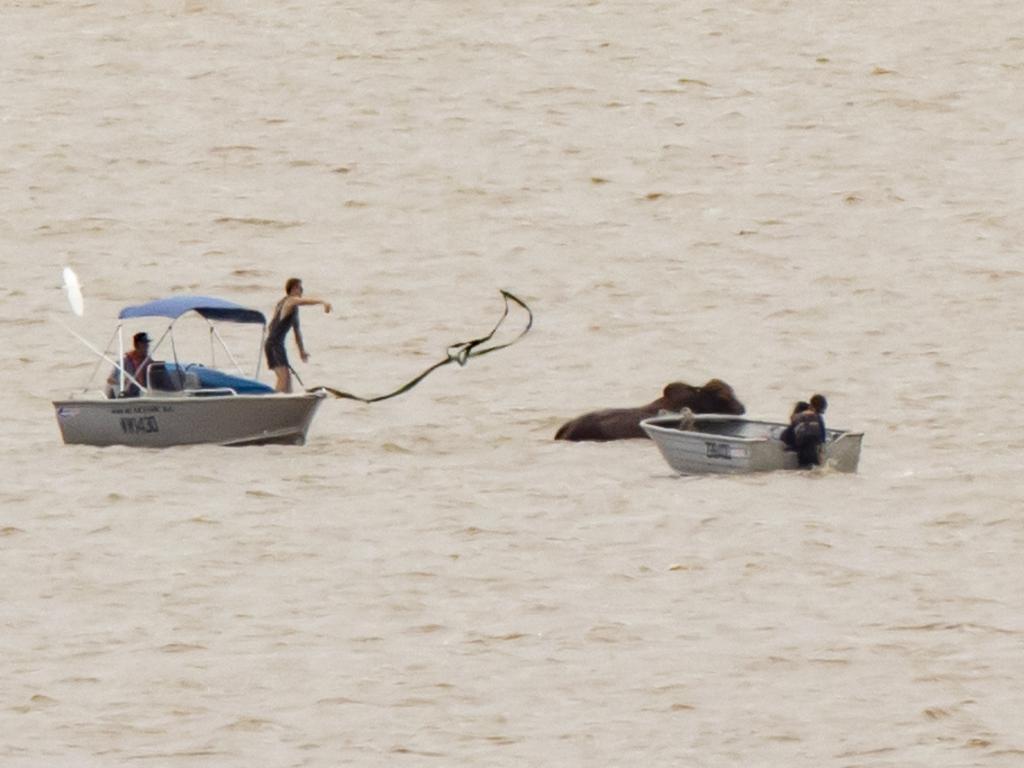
[265,277,333,392]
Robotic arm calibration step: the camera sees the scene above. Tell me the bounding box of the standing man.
[265,277,332,393]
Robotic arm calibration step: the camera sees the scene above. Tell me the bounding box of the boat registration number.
[705,442,748,460]
[120,416,160,435]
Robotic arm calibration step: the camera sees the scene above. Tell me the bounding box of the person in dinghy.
[781,394,828,467]
[265,278,333,393]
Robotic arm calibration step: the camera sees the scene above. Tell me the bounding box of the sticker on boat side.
[120,416,159,435]
[111,405,174,414]
[705,442,749,460]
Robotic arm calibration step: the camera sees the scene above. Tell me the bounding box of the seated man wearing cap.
[107,331,153,398]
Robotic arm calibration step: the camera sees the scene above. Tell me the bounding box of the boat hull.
[641,414,863,475]
[53,393,325,447]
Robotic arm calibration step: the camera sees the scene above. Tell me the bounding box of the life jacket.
[120,350,150,396]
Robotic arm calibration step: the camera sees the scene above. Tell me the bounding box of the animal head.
[662,379,745,415]
[699,379,745,414]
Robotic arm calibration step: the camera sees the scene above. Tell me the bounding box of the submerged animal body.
[554,379,745,441]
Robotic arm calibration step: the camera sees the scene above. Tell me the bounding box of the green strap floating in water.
[307,289,533,404]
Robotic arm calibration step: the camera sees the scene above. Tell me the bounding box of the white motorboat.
[640,413,863,475]
[53,295,325,447]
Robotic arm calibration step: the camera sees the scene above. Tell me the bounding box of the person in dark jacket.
[780,400,810,450]
[792,394,828,467]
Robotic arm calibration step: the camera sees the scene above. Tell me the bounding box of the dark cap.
[133,331,151,345]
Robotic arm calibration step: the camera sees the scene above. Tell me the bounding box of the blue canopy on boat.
[118,296,266,324]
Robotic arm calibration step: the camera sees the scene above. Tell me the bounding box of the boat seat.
[147,362,185,392]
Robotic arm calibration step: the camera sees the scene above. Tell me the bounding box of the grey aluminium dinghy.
[640,413,863,475]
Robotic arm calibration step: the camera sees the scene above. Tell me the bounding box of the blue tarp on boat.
[164,363,275,394]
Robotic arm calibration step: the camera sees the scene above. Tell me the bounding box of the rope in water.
[303,289,533,403]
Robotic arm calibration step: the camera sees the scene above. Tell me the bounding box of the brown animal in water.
[554,379,746,441]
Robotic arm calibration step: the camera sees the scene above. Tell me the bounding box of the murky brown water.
[3,2,1023,765]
